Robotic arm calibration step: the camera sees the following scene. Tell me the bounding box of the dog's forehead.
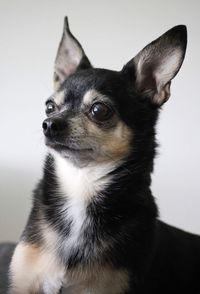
[54,89,112,107]
[53,69,124,106]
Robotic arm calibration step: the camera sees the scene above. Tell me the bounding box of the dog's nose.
[42,118,66,137]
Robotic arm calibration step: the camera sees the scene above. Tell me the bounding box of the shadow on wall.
[0,166,39,243]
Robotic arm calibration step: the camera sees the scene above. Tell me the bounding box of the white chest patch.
[54,152,116,201]
[39,153,129,293]
[48,152,118,251]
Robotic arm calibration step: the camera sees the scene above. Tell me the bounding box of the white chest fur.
[49,153,130,293]
[54,152,116,201]
[48,152,118,252]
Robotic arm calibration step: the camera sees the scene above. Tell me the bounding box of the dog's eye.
[46,101,56,115]
[90,102,113,122]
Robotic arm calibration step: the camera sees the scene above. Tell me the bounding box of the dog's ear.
[54,17,92,91]
[122,25,187,105]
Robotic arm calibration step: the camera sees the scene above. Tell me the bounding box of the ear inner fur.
[123,25,187,105]
[54,17,91,91]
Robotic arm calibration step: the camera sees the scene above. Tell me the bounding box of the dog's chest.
[47,155,130,292]
[48,154,116,256]
[62,266,130,294]
[55,153,115,200]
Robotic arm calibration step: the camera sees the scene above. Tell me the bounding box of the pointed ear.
[54,17,92,91]
[122,25,187,105]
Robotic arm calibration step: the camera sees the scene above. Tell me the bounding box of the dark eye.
[90,102,113,122]
[46,101,56,115]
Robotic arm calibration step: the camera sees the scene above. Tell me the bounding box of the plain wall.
[0,0,200,242]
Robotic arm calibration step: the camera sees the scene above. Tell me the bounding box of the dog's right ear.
[54,17,92,91]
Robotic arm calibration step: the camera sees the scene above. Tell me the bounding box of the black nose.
[42,118,66,137]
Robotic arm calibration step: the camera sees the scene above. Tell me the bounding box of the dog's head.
[43,17,187,167]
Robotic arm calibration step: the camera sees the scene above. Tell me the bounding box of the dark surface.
[0,243,16,294]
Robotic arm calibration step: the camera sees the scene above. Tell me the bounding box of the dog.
[9,17,200,294]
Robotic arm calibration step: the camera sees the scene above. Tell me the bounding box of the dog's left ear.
[122,25,187,105]
[54,17,92,91]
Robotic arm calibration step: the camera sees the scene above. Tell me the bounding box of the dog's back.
[140,221,200,293]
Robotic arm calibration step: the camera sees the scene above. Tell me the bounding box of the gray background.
[0,0,199,242]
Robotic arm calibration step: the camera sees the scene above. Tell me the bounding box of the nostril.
[42,121,48,131]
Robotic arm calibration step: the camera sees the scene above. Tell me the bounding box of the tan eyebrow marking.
[54,90,65,105]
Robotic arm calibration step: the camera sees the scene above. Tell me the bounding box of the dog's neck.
[46,150,155,211]
[53,151,120,202]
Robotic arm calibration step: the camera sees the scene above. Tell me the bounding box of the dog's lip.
[45,140,93,153]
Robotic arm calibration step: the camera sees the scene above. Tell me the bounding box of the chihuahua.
[9,18,200,294]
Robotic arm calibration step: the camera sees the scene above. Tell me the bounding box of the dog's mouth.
[45,139,93,154]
